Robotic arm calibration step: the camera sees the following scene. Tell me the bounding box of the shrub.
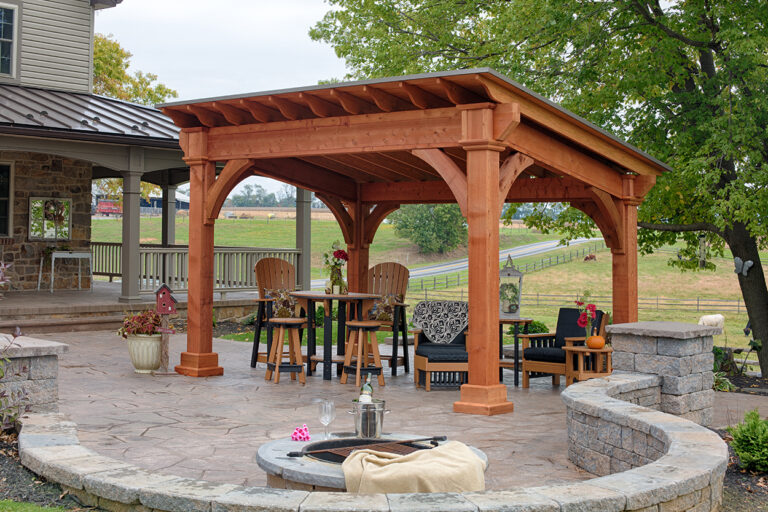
[517,320,549,335]
[713,371,735,392]
[727,409,768,472]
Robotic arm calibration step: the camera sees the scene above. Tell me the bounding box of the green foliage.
[117,310,161,338]
[315,305,338,325]
[712,371,735,392]
[727,409,768,473]
[311,0,768,372]
[93,34,178,106]
[389,204,467,254]
[519,320,549,335]
[0,501,67,512]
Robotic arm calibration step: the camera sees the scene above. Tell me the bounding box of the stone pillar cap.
[606,321,721,338]
[0,335,69,357]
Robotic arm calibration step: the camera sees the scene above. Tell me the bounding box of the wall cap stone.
[606,321,721,338]
[0,335,69,358]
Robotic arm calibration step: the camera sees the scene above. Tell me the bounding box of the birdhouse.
[499,256,523,318]
[155,284,177,315]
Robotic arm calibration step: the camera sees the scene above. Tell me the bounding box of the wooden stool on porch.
[265,317,306,385]
[340,320,385,387]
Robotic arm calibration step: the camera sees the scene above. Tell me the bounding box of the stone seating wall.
[0,335,67,414]
[16,323,728,511]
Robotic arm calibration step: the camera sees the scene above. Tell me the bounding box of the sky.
[95,0,349,194]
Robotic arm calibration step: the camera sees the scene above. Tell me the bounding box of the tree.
[389,204,467,254]
[93,34,178,106]
[276,184,297,207]
[311,1,768,375]
[92,34,179,200]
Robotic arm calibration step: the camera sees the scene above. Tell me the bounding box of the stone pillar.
[0,335,68,413]
[607,321,719,426]
[161,183,177,247]
[119,148,143,303]
[295,187,311,291]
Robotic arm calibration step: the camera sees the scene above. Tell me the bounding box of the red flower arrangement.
[575,298,597,336]
[333,249,348,262]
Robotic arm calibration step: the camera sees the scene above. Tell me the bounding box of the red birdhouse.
[155,284,177,315]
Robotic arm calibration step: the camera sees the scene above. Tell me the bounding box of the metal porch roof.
[0,84,180,147]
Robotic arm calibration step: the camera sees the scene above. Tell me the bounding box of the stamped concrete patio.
[40,329,768,490]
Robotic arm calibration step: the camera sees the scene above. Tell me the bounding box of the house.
[0,1,195,301]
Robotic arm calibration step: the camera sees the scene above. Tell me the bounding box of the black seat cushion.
[523,346,566,364]
[416,342,468,362]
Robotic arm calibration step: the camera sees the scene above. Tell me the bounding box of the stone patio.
[37,329,768,490]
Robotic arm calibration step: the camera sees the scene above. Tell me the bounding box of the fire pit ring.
[256,433,488,492]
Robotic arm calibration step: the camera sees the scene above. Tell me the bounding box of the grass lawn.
[91,217,558,278]
[0,501,66,511]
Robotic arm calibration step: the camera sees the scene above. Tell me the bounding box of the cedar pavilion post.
[159,70,667,404]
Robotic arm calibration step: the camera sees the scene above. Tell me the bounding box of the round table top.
[290,291,381,301]
[499,316,534,324]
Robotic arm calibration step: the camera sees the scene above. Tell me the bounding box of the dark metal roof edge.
[160,67,671,173]
[0,126,182,149]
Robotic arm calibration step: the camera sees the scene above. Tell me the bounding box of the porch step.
[0,315,124,334]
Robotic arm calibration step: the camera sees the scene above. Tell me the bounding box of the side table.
[563,345,613,386]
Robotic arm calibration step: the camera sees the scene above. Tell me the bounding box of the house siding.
[0,150,91,291]
[19,0,93,92]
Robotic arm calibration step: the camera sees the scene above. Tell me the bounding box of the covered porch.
[159,69,669,414]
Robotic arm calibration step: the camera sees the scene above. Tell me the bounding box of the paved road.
[310,237,601,288]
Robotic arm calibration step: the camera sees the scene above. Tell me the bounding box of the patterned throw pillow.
[267,288,297,318]
[412,301,469,344]
[368,294,403,322]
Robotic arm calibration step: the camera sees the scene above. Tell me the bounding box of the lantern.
[499,256,523,318]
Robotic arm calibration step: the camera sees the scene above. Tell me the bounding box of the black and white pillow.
[412,301,469,344]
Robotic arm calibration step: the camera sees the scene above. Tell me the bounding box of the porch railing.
[91,242,300,293]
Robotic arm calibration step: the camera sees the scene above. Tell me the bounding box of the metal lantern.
[500,256,523,318]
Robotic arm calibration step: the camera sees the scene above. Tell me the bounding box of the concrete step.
[0,315,124,334]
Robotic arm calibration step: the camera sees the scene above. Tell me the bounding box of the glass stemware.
[318,399,335,440]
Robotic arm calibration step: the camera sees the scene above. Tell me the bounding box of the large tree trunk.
[726,221,768,376]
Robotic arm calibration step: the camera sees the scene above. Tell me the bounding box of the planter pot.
[125,334,162,374]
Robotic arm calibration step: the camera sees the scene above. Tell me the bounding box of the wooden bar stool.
[265,317,307,385]
[340,320,385,387]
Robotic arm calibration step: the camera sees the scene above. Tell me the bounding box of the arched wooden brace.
[498,152,534,212]
[411,149,468,216]
[316,194,400,292]
[204,159,255,224]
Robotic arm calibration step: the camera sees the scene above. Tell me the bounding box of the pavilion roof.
[159,68,671,177]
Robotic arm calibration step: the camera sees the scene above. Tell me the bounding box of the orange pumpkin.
[586,335,606,350]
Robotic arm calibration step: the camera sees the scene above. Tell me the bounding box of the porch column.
[118,148,143,303]
[295,187,311,290]
[612,197,639,323]
[454,107,514,416]
[175,129,223,377]
[161,183,177,246]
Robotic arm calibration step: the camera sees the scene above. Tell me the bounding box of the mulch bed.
[717,429,768,511]
[728,374,768,396]
[0,432,94,510]
[171,319,252,339]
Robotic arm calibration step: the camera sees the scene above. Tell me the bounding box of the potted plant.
[499,282,519,314]
[118,310,162,373]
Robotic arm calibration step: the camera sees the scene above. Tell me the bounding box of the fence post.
[697,296,700,311]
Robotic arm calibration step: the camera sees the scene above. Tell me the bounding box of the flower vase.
[328,267,347,295]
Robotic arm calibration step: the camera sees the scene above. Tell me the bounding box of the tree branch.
[638,221,724,237]
[630,1,716,49]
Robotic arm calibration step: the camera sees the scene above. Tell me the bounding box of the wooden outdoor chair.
[412,301,469,391]
[250,257,301,368]
[520,307,604,388]
[367,262,410,376]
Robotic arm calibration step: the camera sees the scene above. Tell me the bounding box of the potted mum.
[118,310,162,373]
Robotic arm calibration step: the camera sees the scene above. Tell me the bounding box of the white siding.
[19,0,93,92]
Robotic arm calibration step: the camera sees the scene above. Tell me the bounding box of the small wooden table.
[290,291,381,381]
[563,345,613,386]
[498,317,533,387]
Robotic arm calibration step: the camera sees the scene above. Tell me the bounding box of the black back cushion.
[554,307,604,348]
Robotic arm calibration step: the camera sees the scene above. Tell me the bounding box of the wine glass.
[318,399,335,440]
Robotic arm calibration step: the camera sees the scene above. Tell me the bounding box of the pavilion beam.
[411,149,468,216]
[363,85,411,112]
[175,128,223,377]
[204,158,255,223]
[251,158,358,202]
[317,194,353,245]
[360,177,595,204]
[299,92,345,118]
[453,105,513,416]
[498,152,534,212]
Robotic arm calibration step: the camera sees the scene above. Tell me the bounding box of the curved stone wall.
[18,371,727,512]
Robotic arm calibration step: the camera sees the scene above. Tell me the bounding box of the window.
[29,197,71,241]
[0,163,11,237]
[0,5,15,76]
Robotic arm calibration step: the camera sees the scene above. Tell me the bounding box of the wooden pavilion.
[159,69,669,415]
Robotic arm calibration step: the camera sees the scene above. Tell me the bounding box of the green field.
[91,217,558,277]
[0,501,66,511]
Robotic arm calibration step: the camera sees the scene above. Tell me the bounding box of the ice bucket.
[349,399,388,438]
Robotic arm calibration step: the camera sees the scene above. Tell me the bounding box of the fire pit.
[256,434,488,492]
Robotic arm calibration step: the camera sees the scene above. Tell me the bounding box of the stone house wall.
[0,151,92,291]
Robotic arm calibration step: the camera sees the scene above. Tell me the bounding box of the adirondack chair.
[520,307,604,388]
[367,262,410,376]
[250,257,298,368]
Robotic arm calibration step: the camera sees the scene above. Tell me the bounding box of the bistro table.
[290,291,381,381]
[499,317,533,387]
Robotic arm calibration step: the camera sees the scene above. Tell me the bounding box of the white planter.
[125,334,162,374]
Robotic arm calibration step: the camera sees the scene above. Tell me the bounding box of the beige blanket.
[341,440,486,494]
